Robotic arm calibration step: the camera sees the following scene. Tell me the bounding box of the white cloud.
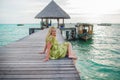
[68,0,120,14]
[0,0,120,24]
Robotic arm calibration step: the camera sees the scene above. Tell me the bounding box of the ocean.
[0,24,40,46]
[0,23,120,80]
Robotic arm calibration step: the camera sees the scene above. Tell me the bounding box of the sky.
[0,0,120,24]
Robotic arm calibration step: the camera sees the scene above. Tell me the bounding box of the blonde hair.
[46,27,56,42]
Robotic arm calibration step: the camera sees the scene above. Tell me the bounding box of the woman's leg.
[67,43,77,59]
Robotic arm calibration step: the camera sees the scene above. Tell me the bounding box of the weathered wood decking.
[0,29,80,80]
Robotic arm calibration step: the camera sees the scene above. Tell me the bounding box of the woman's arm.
[44,42,52,62]
[40,43,47,54]
[43,43,47,53]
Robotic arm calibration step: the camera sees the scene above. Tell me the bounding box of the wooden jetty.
[0,29,80,80]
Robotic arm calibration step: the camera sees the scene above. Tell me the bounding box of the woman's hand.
[39,51,45,54]
[43,42,51,62]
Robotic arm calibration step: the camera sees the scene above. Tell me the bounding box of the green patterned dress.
[46,35,68,59]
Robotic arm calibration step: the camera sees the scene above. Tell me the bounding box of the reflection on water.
[71,25,120,80]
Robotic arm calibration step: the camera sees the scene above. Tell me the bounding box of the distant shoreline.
[0,23,120,25]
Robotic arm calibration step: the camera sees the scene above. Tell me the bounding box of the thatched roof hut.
[35,0,70,28]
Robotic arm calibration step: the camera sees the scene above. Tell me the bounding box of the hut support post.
[57,18,59,28]
[41,18,43,28]
[88,26,90,31]
[63,18,64,27]
[50,19,52,26]
[91,26,93,34]
[46,19,48,28]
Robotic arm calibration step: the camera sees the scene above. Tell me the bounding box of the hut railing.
[29,28,42,35]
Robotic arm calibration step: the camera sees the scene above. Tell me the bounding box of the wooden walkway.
[0,29,80,80]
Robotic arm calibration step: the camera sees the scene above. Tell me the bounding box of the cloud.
[0,0,120,23]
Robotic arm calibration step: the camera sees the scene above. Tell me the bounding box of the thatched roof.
[35,0,70,19]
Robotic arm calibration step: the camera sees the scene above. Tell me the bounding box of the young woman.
[41,27,77,62]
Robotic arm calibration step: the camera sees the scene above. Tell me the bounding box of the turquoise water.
[0,24,120,80]
[71,24,120,80]
[0,24,40,46]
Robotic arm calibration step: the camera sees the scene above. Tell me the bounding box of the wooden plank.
[0,70,77,75]
[0,62,73,65]
[0,67,76,71]
[0,64,74,68]
[2,78,80,80]
[0,51,42,54]
[0,59,72,62]
[0,74,79,78]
